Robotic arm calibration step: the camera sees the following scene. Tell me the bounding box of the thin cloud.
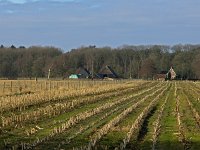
[0,0,38,4]
[4,9,15,13]
[0,0,81,4]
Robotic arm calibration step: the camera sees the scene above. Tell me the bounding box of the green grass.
[36,85,160,149]
[138,89,170,150]
[97,85,168,149]
[178,83,200,150]
[35,83,163,149]
[156,82,184,150]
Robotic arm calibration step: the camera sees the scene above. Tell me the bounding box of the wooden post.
[3,82,5,93]
[49,81,51,91]
[45,81,47,90]
[79,81,82,89]
[52,81,54,90]
[35,80,37,91]
[64,80,66,87]
[40,82,42,90]
[48,68,51,80]
[56,81,58,90]
[30,81,32,91]
[10,81,13,92]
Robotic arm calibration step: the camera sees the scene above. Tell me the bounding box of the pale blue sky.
[0,0,200,51]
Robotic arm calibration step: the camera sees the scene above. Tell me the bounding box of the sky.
[0,0,200,51]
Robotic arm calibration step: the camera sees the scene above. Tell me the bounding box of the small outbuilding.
[155,67,176,81]
[69,68,91,79]
[167,66,176,80]
[98,65,118,79]
[69,74,80,79]
[76,68,91,78]
[155,71,168,81]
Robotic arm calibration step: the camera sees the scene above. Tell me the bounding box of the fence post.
[49,81,51,91]
[64,81,66,88]
[56,81,59,90]
[3,82,5,94]
[40,82,42,90]
[52,81,54,90]
[45,81,47,90]
[10,81,13,92]
[35,81,37,91]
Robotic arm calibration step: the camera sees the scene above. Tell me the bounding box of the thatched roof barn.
[98,65,118,79]
[76,68,91,78]
[69,68,91,79]
[155,67,176,80]
[155,71,168,80]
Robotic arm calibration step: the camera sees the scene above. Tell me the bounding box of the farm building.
[76,68,91,78]
[167,66,176,79]
[97,65,118,79]
[69,68,91,79]
[69,74,80,79]
[155,67,176,80]
[154,71,168,81]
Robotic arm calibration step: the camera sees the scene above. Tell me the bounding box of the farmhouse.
[155,67,176,80]
[69,68,91,79]
[97,65,118,79]
[155,71,168,81]
[76,68,91,78]
[167,66,176,79]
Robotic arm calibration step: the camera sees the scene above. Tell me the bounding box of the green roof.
[69,74,80,79]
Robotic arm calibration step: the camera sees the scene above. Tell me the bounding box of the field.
[0,80,200,150]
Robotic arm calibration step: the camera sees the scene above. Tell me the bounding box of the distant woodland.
[0,44,200,79]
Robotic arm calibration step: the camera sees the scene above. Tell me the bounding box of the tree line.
[0,44,200,79]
